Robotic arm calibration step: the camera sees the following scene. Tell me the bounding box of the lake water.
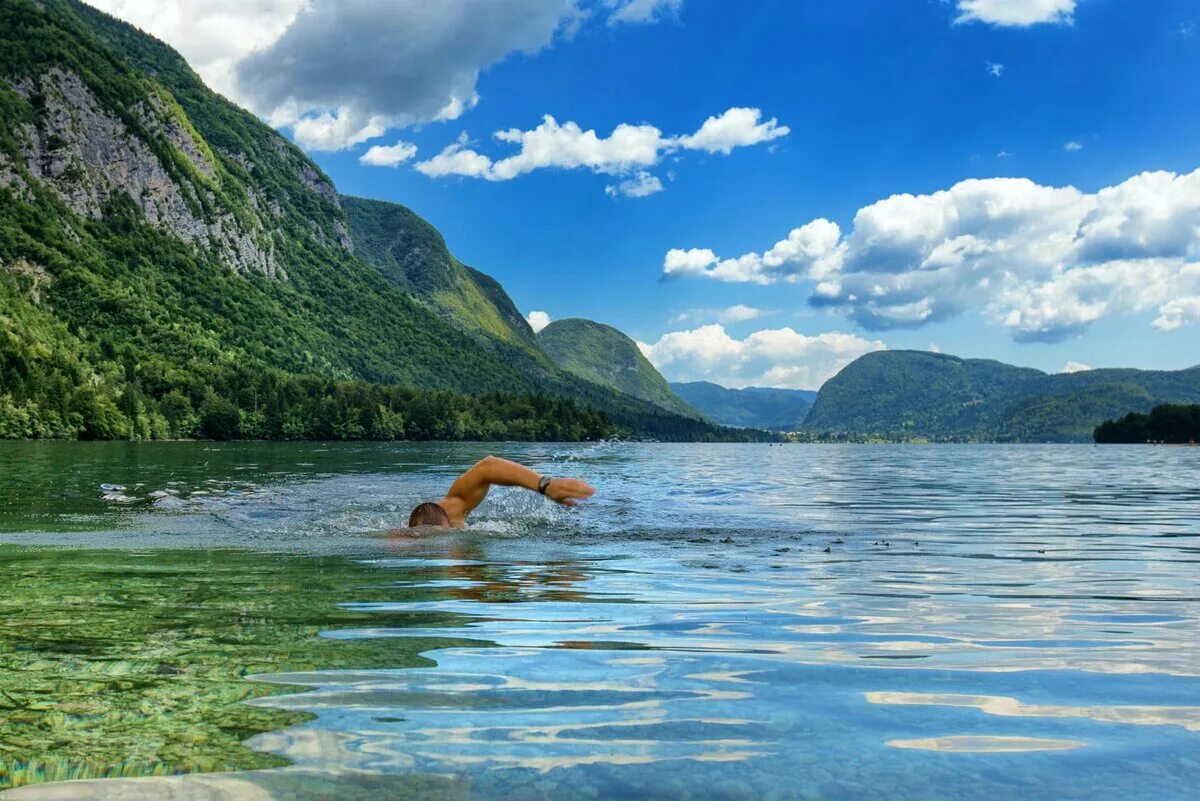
[0,442,1197,800]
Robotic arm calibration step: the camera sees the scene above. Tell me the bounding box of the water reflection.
[2,444,1199,800]
[866,692,1200,732]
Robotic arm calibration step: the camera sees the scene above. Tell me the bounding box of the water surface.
[0,442,1197,799]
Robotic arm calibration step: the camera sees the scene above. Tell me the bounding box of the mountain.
[670,381,817,431]
[340,196,551,380]
[0,0,757,442]
[803,350,1200,442]
[0,0,530,389]
[538,319,699,418]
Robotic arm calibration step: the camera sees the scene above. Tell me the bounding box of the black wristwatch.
[537,475,553,495]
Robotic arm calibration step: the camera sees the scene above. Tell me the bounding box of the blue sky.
[92,0,1200,388]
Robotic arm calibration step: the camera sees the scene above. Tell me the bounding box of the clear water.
[0,442,1197,800]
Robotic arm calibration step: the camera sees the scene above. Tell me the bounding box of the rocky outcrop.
[136,92,216,180]
[299,162,338,206]
[0,151,31,200]
[7,69,278,276]
[1,256,51,303]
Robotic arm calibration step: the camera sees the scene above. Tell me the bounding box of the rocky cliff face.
[2,68,283,276]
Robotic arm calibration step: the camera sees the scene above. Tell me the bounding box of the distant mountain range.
[670,382,817,431]
[804,351,1200,442]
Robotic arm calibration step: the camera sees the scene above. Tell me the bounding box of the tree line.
[1094,404,1200,444]
[0,336,769,442]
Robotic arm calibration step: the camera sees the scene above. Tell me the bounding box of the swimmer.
[408,455,595,529]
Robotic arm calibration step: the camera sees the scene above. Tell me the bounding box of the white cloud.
[283,109,389,151]
[235,0,581,151]
[85,0,308,99]
[1064,141,1083,151]
[675,107,790,155]
[359,140,419,167]
[986,62,1005,77]
[929,343,942,353]
[1181,21,1196,38]
[1154,297,1200,331]
[90,0,585,152]
[665,167,1200,341]
[718,305,767,323]
[997,150,1013,158]
[606,171,664,198]
[638,325,886,389]
[417,115,664,180]
[955,0,1076,27]
[415,107,787,192]
[662,219,843,285]
[526,310,552,333]
[605,0,683,25]
[1060,361,1092,373]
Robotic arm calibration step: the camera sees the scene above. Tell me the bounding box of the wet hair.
[408,502,450,528]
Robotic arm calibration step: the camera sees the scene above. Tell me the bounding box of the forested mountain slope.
[0,0,532,391]
[803,350,1200,442]
[538,319,699,418]
[341,196,552,380]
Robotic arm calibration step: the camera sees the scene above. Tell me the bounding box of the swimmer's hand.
[544,478,595,507]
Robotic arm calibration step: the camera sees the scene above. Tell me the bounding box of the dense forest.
[0,328,767,442]
[1094,405,1200,444]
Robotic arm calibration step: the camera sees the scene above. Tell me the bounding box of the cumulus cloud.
[1154,297,1200,331]
[86,0,308,99]
[605,0,683,25]
[675,108,790,155]
[662,219,843,285]
[664,167,1200,341]
[637,325,886,389]
[606,170,664,198]
[955,0,1076,27]
[417,115,664,180]
[718,305,768,323]
[1060,361,1092,373]
[415,107,786,193]
[986,62,1005,77]
[526,310,552,333]
[1064,140,1083,151]
[359,140,418,167]
[234,0,580,150]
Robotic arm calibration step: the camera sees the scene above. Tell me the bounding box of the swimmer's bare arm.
[438,455,595,527]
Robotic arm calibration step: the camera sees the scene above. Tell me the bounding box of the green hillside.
[0,1,529,387]
[539,319,699,418]
[671,381,817,430]
[0,0,765,442]
[340,196,550,376]
[803,350,1200,442]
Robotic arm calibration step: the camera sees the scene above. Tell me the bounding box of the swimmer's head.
[408,502,451,529]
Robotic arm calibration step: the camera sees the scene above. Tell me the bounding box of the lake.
[0,442,1197,800]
